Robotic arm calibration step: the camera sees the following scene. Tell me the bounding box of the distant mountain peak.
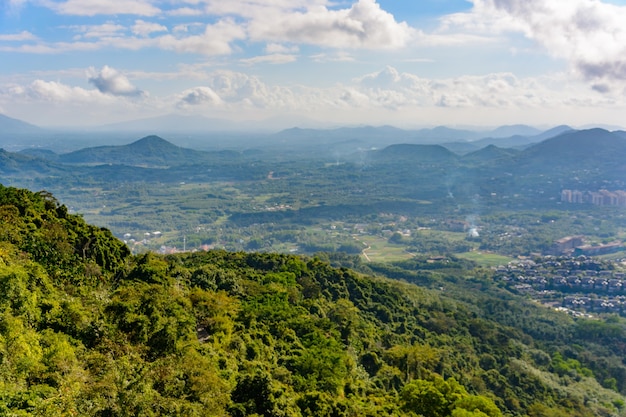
[129,135,178,148]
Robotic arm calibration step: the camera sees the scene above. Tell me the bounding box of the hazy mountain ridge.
[0,148,65,176]
[519,128,626,167]
[2,128,625,185]
[272,124,549,147]
[371,143,460,164]
[37,135,243,168]
[0,112,612,155]
[0,113,44,134]
[461,144,520,164]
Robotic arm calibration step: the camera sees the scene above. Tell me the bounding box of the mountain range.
[271,124,552,149]
[0,112,596,153]
[3,127,625,188]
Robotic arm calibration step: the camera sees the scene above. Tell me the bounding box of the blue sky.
[1,0,626,129]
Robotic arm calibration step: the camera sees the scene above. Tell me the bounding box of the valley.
[2,121,626,415]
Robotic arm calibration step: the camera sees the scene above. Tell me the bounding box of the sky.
[2,0,626,130]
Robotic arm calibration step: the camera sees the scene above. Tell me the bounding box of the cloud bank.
[449,0,626,90]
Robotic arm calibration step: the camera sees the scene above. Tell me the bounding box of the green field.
[455,251,514,267]
[357,235,415,262]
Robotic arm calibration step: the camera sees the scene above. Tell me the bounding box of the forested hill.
[1,184,626,416]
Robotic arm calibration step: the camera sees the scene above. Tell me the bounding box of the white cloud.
[0,79,161,127]
[3,19,243,56]
[87,66,146,97]
[156,19,245,55]
[240,54,298,65]
[2,79,108,103]
[4,65,625,127]
[51,0,161,16]
[450,0,626,89]
[200,70,300,109]
[202,0,327,18]
[0,40,102,53]
[0,31,37,41]
[352,66,603,111]
[168,7,203,17]
[69,22,125,39]
[265,43,299,54]
[3,0,416,58]
[172,23,204,33]
[246,0,414,49]
[4,0,28,16]
[310,52,355,62]
[176,86,222,107]
[132,20,168,37]
[189,66,623,117]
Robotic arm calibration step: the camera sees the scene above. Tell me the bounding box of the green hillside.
[58,135,206,167]
[0,184,625,416]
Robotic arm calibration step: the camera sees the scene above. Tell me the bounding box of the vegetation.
[1,184,626,416]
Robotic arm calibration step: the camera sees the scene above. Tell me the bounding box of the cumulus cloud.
[87,66,146,97]
[0,78,161,127]
[2,79,109,103]
[197,70,303,109]
[246,0,414,49]
[451,0,626,89]
[132,20,168,37]
[176,86,222,107]
[156,19,245,55]
[5,0,415,57]
[2,19,241,56]
[188,66,597,115]
[51,0,161,16]
[3,66,625,127]
[353,66,568,109]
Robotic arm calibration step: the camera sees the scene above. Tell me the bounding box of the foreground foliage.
[0,184,625,416]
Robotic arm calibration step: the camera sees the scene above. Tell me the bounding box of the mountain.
[469,125,575,150]
[18,148,60,161]
[274,125,409,142]
[373,143,459,163]
[530,124,575,142]
[509,128,626,182]
[412,126,484,142]
[471,134,534,149]
[0,148,62,176]
[272,126,488,152]
[522,128,626,163]
[461,144,520,164]
[613,130,626,140]
[273,125,558,149]
[0,113,43,134]
[58,135,227,167]
[485,124,542,138]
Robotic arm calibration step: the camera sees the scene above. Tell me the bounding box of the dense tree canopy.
[0,185,625,416]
